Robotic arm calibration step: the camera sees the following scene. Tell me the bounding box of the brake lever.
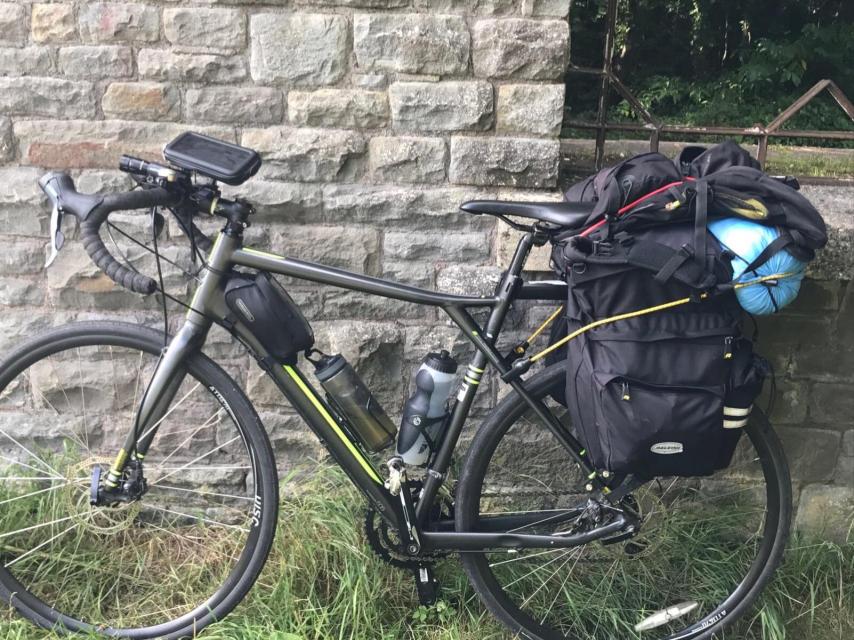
[45,204,65,269]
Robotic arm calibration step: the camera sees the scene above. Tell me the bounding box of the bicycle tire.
[456,361,791,640]
[0,321,278,639]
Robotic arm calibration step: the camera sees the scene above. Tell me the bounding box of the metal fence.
[564,0,854,184]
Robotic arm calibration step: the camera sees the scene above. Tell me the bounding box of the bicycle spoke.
[0,515,76,540]
[5,521,81,568]
[0,482,68,505]
[143,504,249,533]
[148,435,242,486]
[136,382,203,443]
[0,428,62,479]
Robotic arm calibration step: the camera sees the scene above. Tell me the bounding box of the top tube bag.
[224,271,314,365]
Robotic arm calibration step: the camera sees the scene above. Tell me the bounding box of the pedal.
[413,565,440,606]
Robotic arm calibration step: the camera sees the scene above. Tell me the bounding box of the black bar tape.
[80,188,181,295]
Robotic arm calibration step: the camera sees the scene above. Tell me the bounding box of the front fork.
[102,321,207,490]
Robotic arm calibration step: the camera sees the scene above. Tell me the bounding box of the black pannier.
[556,224,769,477]
[224,271,314,364]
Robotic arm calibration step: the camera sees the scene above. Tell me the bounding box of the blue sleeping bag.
[708,217,807,315]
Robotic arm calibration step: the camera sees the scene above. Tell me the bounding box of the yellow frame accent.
[283,365,383,485]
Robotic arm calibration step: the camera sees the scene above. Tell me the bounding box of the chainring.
[363,480,453,568]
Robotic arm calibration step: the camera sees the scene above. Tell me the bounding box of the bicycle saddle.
[460,199,595,229]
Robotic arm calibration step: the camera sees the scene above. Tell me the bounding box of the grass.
[1,468,852,640]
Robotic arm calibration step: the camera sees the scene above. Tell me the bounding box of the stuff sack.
[708,217,807,315]
[224,271,314,364]
[558,224,767,477]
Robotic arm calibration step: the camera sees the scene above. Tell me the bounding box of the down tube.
[266,363,401,524]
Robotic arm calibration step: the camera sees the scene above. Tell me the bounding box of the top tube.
[233,246,501,308]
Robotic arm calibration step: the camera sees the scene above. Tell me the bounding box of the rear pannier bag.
[557,224,768,477]
[224,271,314,364]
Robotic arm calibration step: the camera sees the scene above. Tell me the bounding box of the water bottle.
[314,354,396,452]
[396,351,458,466]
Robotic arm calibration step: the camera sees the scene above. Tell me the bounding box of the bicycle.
[0,133,791,639]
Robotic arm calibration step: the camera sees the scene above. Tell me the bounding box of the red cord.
[579,177,695,237]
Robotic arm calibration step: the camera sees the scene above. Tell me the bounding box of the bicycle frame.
[114,225,615,554]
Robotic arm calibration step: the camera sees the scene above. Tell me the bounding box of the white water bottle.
[396,351,458,466]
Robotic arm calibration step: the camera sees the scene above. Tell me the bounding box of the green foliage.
[568,0,854,139]
[1,466,852,639]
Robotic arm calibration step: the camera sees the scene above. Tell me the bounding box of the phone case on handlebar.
[163,132,262,186]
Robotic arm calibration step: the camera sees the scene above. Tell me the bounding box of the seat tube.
[416,232,536,520]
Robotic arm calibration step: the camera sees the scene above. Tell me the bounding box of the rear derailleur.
[90,458,148,506]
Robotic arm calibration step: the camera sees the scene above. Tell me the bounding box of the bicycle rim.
[458,363,790,640]
[0,323,275,637]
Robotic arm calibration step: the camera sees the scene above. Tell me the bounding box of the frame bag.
[224,271,314,365]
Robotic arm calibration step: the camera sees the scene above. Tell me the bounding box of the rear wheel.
[0,322,278,639]
[457,362,791,640]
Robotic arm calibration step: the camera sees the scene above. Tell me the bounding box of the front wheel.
[0,321,278,639]
[457,361,791,640]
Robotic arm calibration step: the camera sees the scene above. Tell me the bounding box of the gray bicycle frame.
[114,227,616,553]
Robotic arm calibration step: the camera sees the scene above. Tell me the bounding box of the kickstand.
[413,564,440,606]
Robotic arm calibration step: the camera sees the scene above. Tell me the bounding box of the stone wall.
[0,1,852,541]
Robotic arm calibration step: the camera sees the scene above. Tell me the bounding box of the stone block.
[0,78,95,119]
[164,8,246,50]
[0,118,11,163]
[369,136,446,184]
[381,260,435,289]
[321,184,495,230]
[413,0,517,14]
[266,226,380,274]
[321,290,425,321]
[0,167,50,236]
[528,0,571,17]
[389,81,494,132]
[353,73,388,90]
[0,48,53,77]
[757,378,808,425]
[14,120,235,169]
[809,382,854,428]
[783,278,841,314]
[221,181,323,222]
[32,3,76,43]
[250,13,348,86]
[777,426,841,483]
[844,430,854,456]
[58,46,134,79]
[242,127,366,183]
[354,14,470,75]
[312,321,405,408]
[102,82,181,122]
[297,0,409,7]
[185,87,283,125]
[384,231,490,263]
[0,3,26,45]
[288,89,389,129]
[75,170,134,195]
[0,277,45,307]
[472,19,569,79]
[795,484,854,544]
[497,84,565,136]
[450,136,560,188]
[1,238,46,275]
[803,186,854,280]
[437,264,502,297]
[79,3,160,43]
[138,50,247,84]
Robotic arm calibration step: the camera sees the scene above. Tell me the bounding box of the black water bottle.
[313,354,396,452]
